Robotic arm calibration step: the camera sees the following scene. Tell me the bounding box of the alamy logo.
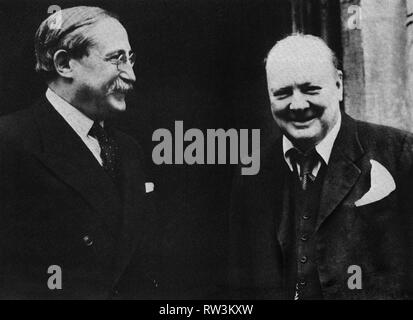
[47,5,62,30]
[152,121,260,175]
[347,5,362,30]
[347,265,362,290]
[47,265,62,290]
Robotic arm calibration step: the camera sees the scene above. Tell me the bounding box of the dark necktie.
[288,148,319,191]
[288,148,321,300]
[89,122,119,181]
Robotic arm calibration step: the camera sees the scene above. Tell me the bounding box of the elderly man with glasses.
[0,6,158,299]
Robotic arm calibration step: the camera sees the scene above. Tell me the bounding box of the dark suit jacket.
[0,99,158,299]
[229,113,413,299]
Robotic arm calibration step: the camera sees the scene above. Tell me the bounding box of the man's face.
[72,18,136,119]
[266,48,343,150]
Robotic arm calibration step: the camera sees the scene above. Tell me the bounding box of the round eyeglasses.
[105,51,136,70]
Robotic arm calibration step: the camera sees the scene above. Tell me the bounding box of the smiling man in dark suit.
[0,6,157,299]
[229,34,413,299]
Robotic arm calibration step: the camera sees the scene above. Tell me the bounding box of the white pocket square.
[354,160,395,207]
[145,182,154,193]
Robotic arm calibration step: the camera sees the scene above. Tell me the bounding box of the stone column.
[340,0,365,119]
[406,0,413,123]
[362,0,411,131]
[342,0,413,131]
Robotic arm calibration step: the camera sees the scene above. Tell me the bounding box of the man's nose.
[119,63,136,82]
[290,90,309,110]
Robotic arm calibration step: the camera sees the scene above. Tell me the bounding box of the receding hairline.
[77,16,127,46]
[265,34,339,72]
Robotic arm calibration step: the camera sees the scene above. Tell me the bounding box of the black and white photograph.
[0,0,412,307]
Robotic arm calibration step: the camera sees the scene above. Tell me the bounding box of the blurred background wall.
[341,0,413,132]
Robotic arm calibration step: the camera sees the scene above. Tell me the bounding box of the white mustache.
[107,79,134,95]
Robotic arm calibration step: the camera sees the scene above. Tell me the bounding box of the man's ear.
[53,49,74,79]
[336,70,344,101]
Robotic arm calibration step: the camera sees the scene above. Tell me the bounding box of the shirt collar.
[282,112,342,171]
[45,88,103,137]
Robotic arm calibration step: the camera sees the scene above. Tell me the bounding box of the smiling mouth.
[291,117,317,127]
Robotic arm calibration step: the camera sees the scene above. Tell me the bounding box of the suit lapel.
[316,114,365,232]
[30,99,149,289]
[111,132,147,286]
[258,139,290,248]
[33,100,122,237]
[259,140,283,216]
[259,138,297,298]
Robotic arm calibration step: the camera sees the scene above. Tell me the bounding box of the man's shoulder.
[353,117,413,153]
[346,116,413,175]
[355,117,412,140]
[0,103,40,145]
[233,133,284,185]
[259,134,284,166]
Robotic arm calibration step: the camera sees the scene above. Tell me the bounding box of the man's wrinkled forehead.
[266,39,336,87]
[85,17,130,53]
[266,55,335,88]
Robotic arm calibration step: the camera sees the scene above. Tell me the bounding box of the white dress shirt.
[282,112,342,178]
[45,88,103,166]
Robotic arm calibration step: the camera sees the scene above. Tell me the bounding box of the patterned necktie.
[288,148,319,191]
[89,122,119,181]
[288,148,320,300]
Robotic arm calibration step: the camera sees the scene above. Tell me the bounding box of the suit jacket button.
[83,235,93,246]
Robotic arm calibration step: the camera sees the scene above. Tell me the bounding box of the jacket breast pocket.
[353,191,398,223]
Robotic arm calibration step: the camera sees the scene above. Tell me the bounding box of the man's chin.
[283,123,324,148]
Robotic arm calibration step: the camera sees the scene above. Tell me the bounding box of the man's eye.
[109,55,121,62]
[275,94,290,100]
[303,87,321,95]
[273,91,291,100]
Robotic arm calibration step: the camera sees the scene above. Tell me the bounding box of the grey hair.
[34,6,119,81]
